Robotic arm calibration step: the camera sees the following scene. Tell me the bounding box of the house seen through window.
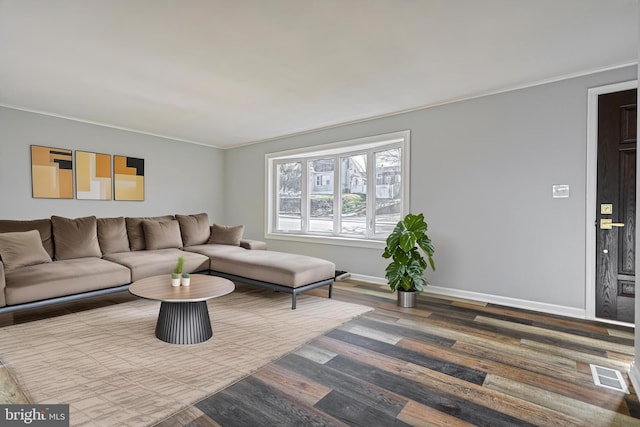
[266,131,410,247]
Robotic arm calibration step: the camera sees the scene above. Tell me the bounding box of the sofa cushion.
[4,257,131,305]
[126,215,174,251]
[176,213,210,247]
[208,224,244,246]
[97,217,130,255]
[0,230,52,272]
[184,243,249,259]
[104,248,209,282]
[239,239,267,250]
[51,216,102,260]
[143,220,183,250]
[0,219,54,258]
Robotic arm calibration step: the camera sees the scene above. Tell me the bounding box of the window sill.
[265,232,386,249]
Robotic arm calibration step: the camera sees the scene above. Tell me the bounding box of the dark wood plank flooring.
[1,280,638,426]
[165,280,639,427]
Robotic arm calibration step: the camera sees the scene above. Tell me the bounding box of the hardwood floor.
[1,280,638,426]
[161,280,639,427]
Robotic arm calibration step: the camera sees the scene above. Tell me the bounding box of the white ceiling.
[0,0,637,149]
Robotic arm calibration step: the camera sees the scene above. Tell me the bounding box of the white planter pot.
[171,277,181,287]
[181,277,191,286]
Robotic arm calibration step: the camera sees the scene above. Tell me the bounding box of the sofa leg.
[329,282,333,299]
[292,293,297,310]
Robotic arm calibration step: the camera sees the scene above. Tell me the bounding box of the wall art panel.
[114,155,144,201]
[75,151,112,200]
[31,145,73,199]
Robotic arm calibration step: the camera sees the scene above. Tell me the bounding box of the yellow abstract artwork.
[75,151,112,200]
[114,155,144,201]
[31,145,73,199]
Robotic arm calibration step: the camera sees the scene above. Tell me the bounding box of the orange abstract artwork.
[75,151,112,200]
[31,145,73,199]
[114,155,144,201]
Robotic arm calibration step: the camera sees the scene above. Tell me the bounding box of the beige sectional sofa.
[0,213,335,312]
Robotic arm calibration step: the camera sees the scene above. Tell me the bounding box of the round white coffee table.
[129,274,234,344]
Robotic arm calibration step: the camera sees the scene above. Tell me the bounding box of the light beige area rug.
[0,287,372,426]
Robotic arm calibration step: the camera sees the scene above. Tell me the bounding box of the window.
[266,131,410,247]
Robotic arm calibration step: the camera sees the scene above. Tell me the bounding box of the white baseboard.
[349,274,586,319]
[350,274,387,285]
[426,285,586,319]
[629,362,640,395]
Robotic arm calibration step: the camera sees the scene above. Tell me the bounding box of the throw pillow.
[97,217,130,255]
[51,215,102,260]
[176,213,210,247]
[125,215,174,251]
[0,219,54,258]
[142,220,183,250]
[0,230,52,272]
[208,224,244,246]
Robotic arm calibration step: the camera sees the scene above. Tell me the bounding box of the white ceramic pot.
[181,277,191,286]
[171,277,181,287]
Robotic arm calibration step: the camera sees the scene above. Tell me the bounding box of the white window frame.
[265,130,410,249]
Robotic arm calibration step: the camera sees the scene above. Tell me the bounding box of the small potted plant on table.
[181,272,191,287]
[172,256,184,287]
[382,213,435,307]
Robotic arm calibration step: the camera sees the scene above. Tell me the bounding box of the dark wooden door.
[596,88,637,323]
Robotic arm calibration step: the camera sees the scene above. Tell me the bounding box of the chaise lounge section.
[181,217,335,309]
[0,213,335,313]
[186,242,335,309]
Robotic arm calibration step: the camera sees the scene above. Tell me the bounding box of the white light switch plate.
[552,184,570,198]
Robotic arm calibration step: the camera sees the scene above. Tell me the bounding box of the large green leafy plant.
[382,213,435,292]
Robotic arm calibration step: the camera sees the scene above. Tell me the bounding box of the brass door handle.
[600,218,625,230]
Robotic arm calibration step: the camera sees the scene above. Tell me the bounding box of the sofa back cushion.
[125,215,174,251]
[0,230,53,272]
[0,219,54,258]
[208,224,244,246]
[97,217,130,255]
[142,220,183,250]
[51,215,102,260]
[176,213,210,247]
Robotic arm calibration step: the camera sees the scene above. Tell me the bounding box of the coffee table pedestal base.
[155,301,213,344]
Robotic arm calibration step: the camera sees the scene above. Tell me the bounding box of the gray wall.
[0,107,225,221]
[224,66,638,310]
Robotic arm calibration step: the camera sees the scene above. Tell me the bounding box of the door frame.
[585,80,638,325]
